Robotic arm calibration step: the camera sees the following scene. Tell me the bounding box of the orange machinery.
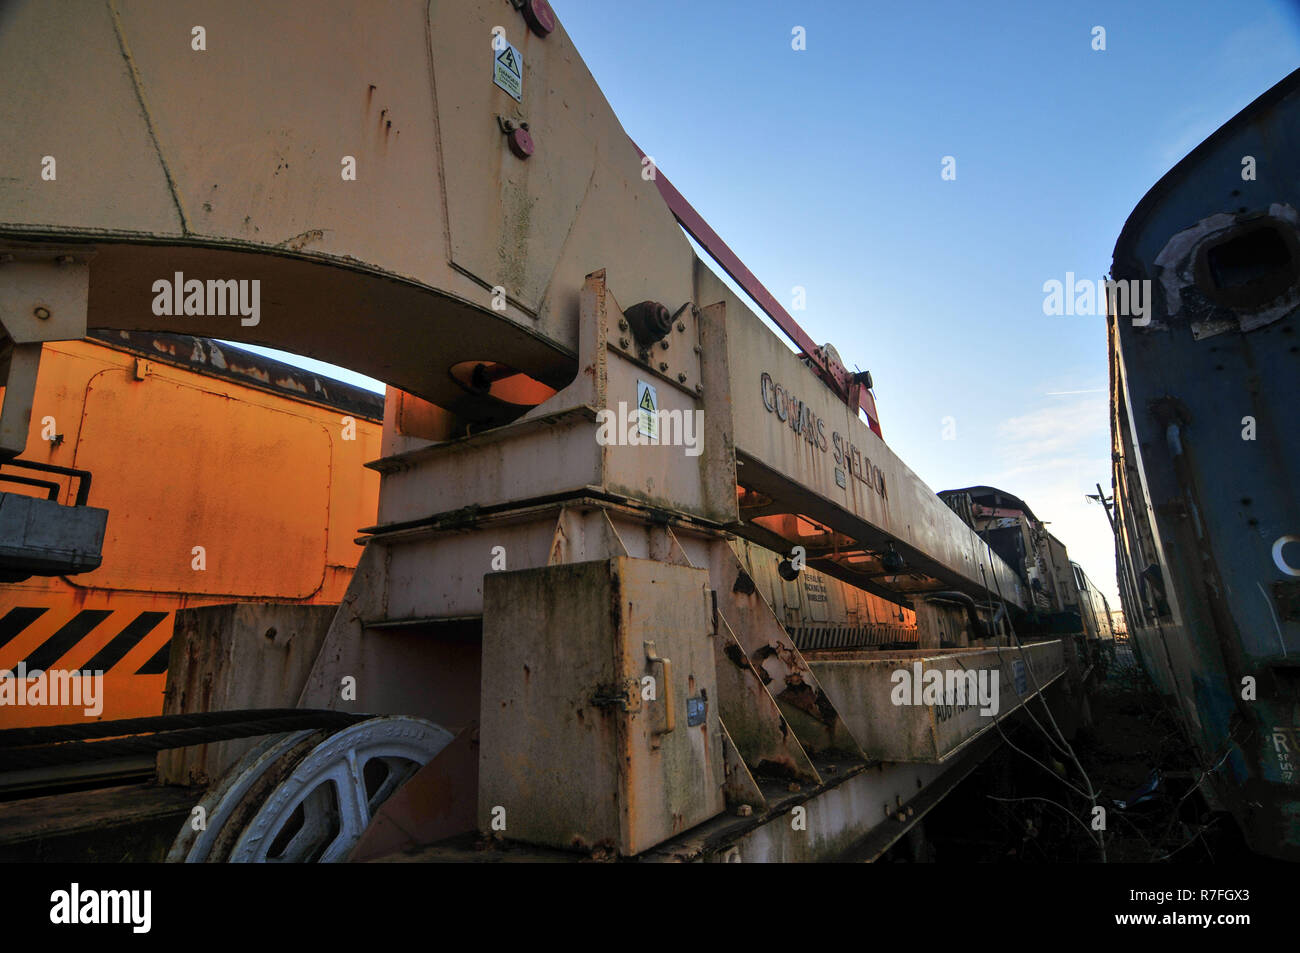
[0,330,382,730]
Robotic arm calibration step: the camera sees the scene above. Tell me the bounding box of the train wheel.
[168,716,454,863]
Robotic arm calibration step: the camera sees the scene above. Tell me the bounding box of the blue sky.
[239,0,1300,604]
[550,0,1300,604]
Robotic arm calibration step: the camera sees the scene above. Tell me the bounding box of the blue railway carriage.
[1108,69,1300,860]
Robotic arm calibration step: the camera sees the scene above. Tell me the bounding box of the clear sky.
[236,0,1300,606]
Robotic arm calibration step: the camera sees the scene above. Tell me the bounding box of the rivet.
[677,372,687,383]
[659,339,669,350]
[658,361,668,372]
[676,321,686,332]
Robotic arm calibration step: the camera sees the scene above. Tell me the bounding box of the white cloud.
[988,396,1121,605]
[993,395,1108,476]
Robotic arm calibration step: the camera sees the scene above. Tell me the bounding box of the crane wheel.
[167,716,454,863]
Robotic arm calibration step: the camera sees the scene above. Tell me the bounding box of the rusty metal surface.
[87,330,383,421]
[734,536,918,650]
[708,542,865,763]
[366,724,1010,862]
[478,557,724,856]
[0,0,693,415]
[712,614,821,784]
[0,491,107,578]
[368,273,734,529]
[806,640,1065,763]
[1109,67,1300,859]
[157,603,336,786]
[347,723,479,863]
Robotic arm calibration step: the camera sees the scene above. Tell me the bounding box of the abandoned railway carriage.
[939,486,1114,641]
[1108,69,1300,860]
[939,485,1115,690]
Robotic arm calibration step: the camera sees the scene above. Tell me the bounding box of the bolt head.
[658,361,668,371]
[618,318,628,331]
[659,339,669,350]
[735,804,753,817]
[677,372,687,383]
[677,322,686,332]
[619,337,630,348]
[33,306,50,320]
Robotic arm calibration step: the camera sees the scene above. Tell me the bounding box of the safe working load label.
[494,42,523,102]
[637,381,658,439]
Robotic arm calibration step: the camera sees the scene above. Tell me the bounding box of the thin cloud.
[986,397,1120,604]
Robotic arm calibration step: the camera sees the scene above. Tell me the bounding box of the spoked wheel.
[169,716,453,863]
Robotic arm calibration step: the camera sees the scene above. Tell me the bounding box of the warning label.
[493,42,523,102]
[637,380,658,440]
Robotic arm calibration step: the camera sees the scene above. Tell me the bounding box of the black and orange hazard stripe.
[0,607,171,676]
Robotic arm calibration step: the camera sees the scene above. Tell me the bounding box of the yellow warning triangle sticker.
[498,47,520,76]
[639,388,656,413]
